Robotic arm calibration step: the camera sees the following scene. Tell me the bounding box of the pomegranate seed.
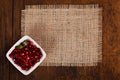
[9,40,42,71]
[25,47,28,51]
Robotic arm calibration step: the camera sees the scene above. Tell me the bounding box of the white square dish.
[6,35,46,75]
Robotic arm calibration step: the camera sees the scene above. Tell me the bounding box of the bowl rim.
[6,35,46,75]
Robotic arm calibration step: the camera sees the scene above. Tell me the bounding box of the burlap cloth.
[21,5,102,66]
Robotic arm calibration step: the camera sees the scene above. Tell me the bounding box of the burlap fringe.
[25,4,99,9]
[21,10,25,37]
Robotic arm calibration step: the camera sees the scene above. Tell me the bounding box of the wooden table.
[0,0,120,80]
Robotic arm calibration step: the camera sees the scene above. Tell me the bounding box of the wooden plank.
[9,0,25,80]
[100,0,120,79]
[0,0,13,80]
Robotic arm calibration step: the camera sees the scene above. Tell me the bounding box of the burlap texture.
[21,5,102,66]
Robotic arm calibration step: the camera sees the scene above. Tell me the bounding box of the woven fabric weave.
[21,5,102,66]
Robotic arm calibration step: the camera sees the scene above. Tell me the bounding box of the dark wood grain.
[1,0,120,80]
[0,0,12,80]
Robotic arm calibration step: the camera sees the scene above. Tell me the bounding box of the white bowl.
[6,35,46,75]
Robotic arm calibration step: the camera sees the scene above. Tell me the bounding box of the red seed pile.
[9,40,42,71]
